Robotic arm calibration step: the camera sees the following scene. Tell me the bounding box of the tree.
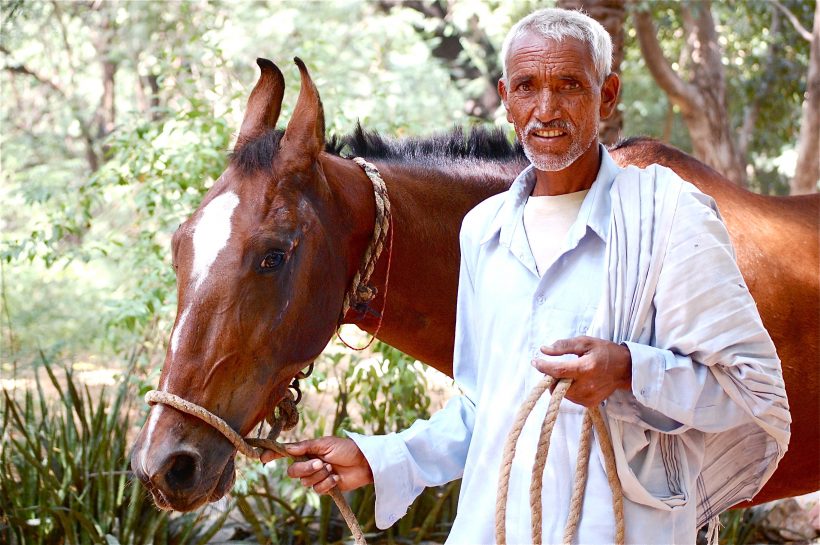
[633,0,815,191]
[634,0,747,185]
[788,0,819,194]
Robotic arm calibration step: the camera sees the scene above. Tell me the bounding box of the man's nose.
[534,89,561,122]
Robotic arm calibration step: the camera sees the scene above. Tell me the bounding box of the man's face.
[499,33,607,172]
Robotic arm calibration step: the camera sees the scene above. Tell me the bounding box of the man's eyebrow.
[509,74,533,86]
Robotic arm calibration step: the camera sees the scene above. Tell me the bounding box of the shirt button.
[536,295,545,305]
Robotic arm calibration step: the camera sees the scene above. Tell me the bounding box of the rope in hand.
[145,390,367,545]
[495,376,625,545]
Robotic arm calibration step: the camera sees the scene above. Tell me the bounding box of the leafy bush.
[0,359,225,544]
[228,337,458,544]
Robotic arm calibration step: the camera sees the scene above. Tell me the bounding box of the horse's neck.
[338,157,522,376]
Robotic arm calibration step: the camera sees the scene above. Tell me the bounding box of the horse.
[130,58,819,514]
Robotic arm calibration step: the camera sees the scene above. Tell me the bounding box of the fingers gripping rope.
[495,377,625,545]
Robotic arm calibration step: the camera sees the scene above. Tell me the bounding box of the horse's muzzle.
[130,406,237,511]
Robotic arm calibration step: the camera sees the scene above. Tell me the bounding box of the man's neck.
[532,141,602,196]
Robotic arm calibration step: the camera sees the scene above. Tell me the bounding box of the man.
[262,8,790,544]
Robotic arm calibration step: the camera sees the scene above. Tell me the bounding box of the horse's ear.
[281,58,325,163]
[236,58,285,148]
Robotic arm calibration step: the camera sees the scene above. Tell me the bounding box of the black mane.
[340,123,524,162]
[230,124,525,173]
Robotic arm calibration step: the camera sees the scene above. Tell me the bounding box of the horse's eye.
[259,251,285,271]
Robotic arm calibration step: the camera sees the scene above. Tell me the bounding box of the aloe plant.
[0,358,225,544]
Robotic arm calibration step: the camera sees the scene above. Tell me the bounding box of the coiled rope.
[495,376,625,545]
[337,156,392,352]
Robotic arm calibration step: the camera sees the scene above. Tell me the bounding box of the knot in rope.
[265,389,300,441]
[495,376,625,545]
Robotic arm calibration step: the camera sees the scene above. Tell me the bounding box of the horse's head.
[130,59,372,511]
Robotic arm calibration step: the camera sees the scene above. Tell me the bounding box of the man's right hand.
[260,437,374,495]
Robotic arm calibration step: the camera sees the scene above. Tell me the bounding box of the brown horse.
[130,59,819,513]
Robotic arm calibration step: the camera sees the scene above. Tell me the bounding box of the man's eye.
[518,82,532,92]
[259,251,285,271]
[563,81,580,90]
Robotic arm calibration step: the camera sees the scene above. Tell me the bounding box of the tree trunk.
[94,7,117,140]
[634,1,747,186]
[792,0,820,195]
[558,0,626,145]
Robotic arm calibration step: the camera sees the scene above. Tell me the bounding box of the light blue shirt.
[348,146,788,544]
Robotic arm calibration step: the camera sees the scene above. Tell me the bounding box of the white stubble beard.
[520,119,598,172]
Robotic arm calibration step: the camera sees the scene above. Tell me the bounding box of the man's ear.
[599,72,621,120]
[498,78,513,123]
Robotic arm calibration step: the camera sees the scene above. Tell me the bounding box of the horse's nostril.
[165,452,199,490]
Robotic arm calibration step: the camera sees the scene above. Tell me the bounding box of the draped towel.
[587,164,791,530]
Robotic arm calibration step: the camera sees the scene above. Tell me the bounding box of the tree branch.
[378,0,501,119]
[1,45,100,171]
[50,1,78,90]
[791,0,820,193]
[1,45,67,98]
[771,0,813,41]
[632,9,702,114]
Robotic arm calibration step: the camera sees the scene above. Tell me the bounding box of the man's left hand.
[532,336,632,407]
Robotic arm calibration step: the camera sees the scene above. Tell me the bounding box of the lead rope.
[145,390,367,545]
[495,376,625,545]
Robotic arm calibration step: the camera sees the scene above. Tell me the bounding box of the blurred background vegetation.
[1,0,817,543]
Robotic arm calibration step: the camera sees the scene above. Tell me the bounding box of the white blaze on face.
[191,191,240,291]
[140,404,164,475]
[170,306,191,357]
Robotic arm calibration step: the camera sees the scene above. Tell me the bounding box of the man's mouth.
[531,128,567,138]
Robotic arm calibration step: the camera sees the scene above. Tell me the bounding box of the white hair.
[500,8,613,84]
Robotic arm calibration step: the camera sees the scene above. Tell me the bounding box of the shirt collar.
[485,144,622,246]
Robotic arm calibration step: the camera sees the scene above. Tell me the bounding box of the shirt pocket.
[527,306,597,412]
[604,419,692,511]
[530,306,596,348]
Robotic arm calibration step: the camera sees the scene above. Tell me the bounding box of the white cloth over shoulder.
[594,165,791,528]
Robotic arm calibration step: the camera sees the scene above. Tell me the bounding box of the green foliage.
[720,0,811,157]
[717,507,771,545]
[622,0,811,191]
[0,359,226,544]
[228,337,456,544]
